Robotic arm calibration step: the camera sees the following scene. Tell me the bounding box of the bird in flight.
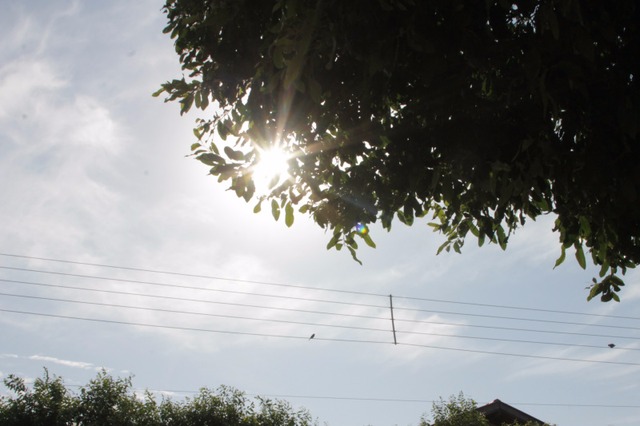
[309,333,315,340]
[608,343,615,348]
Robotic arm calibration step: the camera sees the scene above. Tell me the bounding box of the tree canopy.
[420,393,490,426]
[156,0,639,300]
[419,393,550,426]
[0,370,315,426]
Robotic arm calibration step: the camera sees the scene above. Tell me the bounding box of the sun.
[252,147,291,193]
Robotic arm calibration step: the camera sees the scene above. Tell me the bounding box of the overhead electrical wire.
[0,292,391,334]
[53,385,640,409]
[393,294,640,321]
[0,266,388,311]
[1,265,637,331]
[3,253,640,364]
[2,278,640,342]
[3,291,638,351]
[1,307,638,366]
[0,252,387,297]
[2,252,639,322]
[393,316,640,341]
[0,278,388,322]
[392,306,640,331]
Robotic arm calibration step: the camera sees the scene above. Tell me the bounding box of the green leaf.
[496,225,507,250]
[575,243,586,269]
[347,246,363,265]
[271,199,280,221]
[253,200,262,213]
[285,202,294,227]
[197,153,224,166]
[598,259,609,277]
[224,146,245,161]
[468,222,479,237]
[436,240,449,255]
[554,246,566,269]
[326,232,341,250]
[587,283,601,301]
[578,216,591,236]
[361,233,376,248]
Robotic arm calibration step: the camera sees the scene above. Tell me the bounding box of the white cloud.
[28,355,96,370]
[0,354,19,360]
[0,59,65,119]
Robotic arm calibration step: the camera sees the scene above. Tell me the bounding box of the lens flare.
[355,222,369,235]
[252,147,291,193]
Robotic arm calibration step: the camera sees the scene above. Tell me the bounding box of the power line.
[0,253,386,297]
[2,266,635,331]
[0,292,391,334]
[394,316,640,341]
[2,252,638,321]
[394,295,640,321]
[1,308,639,367]
[392,305,640,331]
[2,291,637,352]
[397,341,640,366]
[0,307,314,341]
[0,278,389,322]
[3,278,639,343]
[234,395,640,409]
[17,384,640,409]
[0,266,388,311]
[394,326,640,351]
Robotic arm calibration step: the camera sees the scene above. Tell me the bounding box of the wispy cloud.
[28,355,97,370]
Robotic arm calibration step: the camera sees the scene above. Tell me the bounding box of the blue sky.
[1,1,640,425]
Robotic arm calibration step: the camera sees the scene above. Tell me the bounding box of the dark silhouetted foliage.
[156,0,639,300]
[0,370,315,426]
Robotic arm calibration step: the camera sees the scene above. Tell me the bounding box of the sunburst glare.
[252,147,291,193]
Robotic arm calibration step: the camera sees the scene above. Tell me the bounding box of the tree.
[0,369,74,426]
[420,393,490,426]
[156,0,639,300]
[0,370,315,426]
[419,393,552,426]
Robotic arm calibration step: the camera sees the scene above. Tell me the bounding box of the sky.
[1,1,640,425]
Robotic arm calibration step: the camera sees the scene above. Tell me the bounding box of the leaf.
[285,202,294,227]
[224,146,245,161]
[326,232,341,250]
[347,246,363,265]
[578,216,591,236]
[436,240,449,255]
[253,200,262,213]
[271,199,280,221]
[587,283,601,301]
[197,153,224,166]
[554,246,566,269]
[575,243,586,269]
[361,233,376,248]
[468,222,479,237]
[598,259,609,277]
[180,93,194,115]
[496,225,507,250]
